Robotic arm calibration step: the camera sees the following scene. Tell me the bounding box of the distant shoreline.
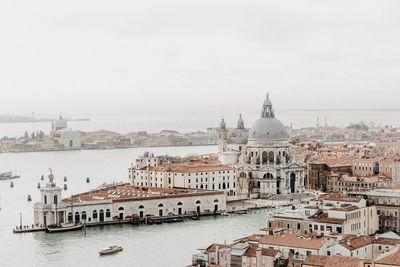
[0,143,218,154]
[0,117,90,123]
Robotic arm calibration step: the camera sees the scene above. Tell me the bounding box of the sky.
[1,0,400,116]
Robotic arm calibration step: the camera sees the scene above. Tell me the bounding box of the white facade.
[58,129,82,149]
[218,94,305,198]
[34,177,226,226]
[130,153,237,200]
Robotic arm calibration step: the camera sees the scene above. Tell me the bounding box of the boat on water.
[99,245,123,256]
[45,223,83,233]
[0,171,20,181]
[235,210,248,215]
[188,215,199,220]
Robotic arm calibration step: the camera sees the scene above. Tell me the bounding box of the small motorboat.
[221,212,229,216]
[99,245,123,256]
[188,215,199,220]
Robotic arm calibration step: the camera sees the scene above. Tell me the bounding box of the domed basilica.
[218,94,305,198]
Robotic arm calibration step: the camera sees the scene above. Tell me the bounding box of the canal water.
[0,146,270,267]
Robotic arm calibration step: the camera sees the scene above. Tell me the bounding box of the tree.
[24,131,29,139]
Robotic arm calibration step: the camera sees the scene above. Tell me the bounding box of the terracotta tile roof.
[339,236,374,250]
[330,206,359,211]
[313,194,362,203]
[313,213,345,224]
[375,237,400,246]
[242,247,279,257]
[303,255,330,266]
[375,246,400,265]
[259,233,325,250]
[62,184,223,204]
[205,243,233,254]
[138,163,234,173]
[304,255,361,267]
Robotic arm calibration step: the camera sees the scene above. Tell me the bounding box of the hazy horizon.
[1,0,400,115]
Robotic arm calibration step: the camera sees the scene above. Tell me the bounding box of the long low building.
[34,175,226,226]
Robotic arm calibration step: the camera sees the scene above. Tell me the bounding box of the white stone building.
[34,174,226,226]
[218,94,305,198]
[266,194,379,236]
[50,115,82,150]
[130,153,238,201]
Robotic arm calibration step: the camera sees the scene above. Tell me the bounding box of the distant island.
[0,115,90,123]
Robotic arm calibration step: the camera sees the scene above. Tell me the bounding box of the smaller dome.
[219,117,226,129]
[264,93,272,106]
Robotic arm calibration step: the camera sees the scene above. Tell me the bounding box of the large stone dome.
[248,94,288,141]
[248,117,288,141]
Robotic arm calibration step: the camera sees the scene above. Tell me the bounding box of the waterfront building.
[129,153,237,200]
[50,115,82,150]
[218,94,305,198]
[34,175,226,226]
[266,194,379,236]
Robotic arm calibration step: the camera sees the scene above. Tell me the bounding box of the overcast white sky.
[1,0,400,115]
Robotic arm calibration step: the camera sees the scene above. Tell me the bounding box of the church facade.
[218,94,305,199]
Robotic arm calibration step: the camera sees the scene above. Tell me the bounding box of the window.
[377,210,381,215]
[106,209,111,217]
[53,195,57,204]
[44,195,47,204]
[93,210,98,219]
[386,220,390,226]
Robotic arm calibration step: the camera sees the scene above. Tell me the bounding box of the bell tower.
[218,117,228,154]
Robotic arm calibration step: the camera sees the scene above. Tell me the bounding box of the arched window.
[139,205,144,209]
[214,199,219,203]
[177,202,183,206]
[195,200,201,204]
[268,151,274,163]
[54,195,58,205]
[263,173,274,179]
[158,203,164,208]
[118,207,124,211]
[93,210,98,219]
[240,172,247,178]
[68,212,73,222]
[82,211,87,220]
[74,212,80,223]
[262,151,268,164]
[106,209,111,217]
